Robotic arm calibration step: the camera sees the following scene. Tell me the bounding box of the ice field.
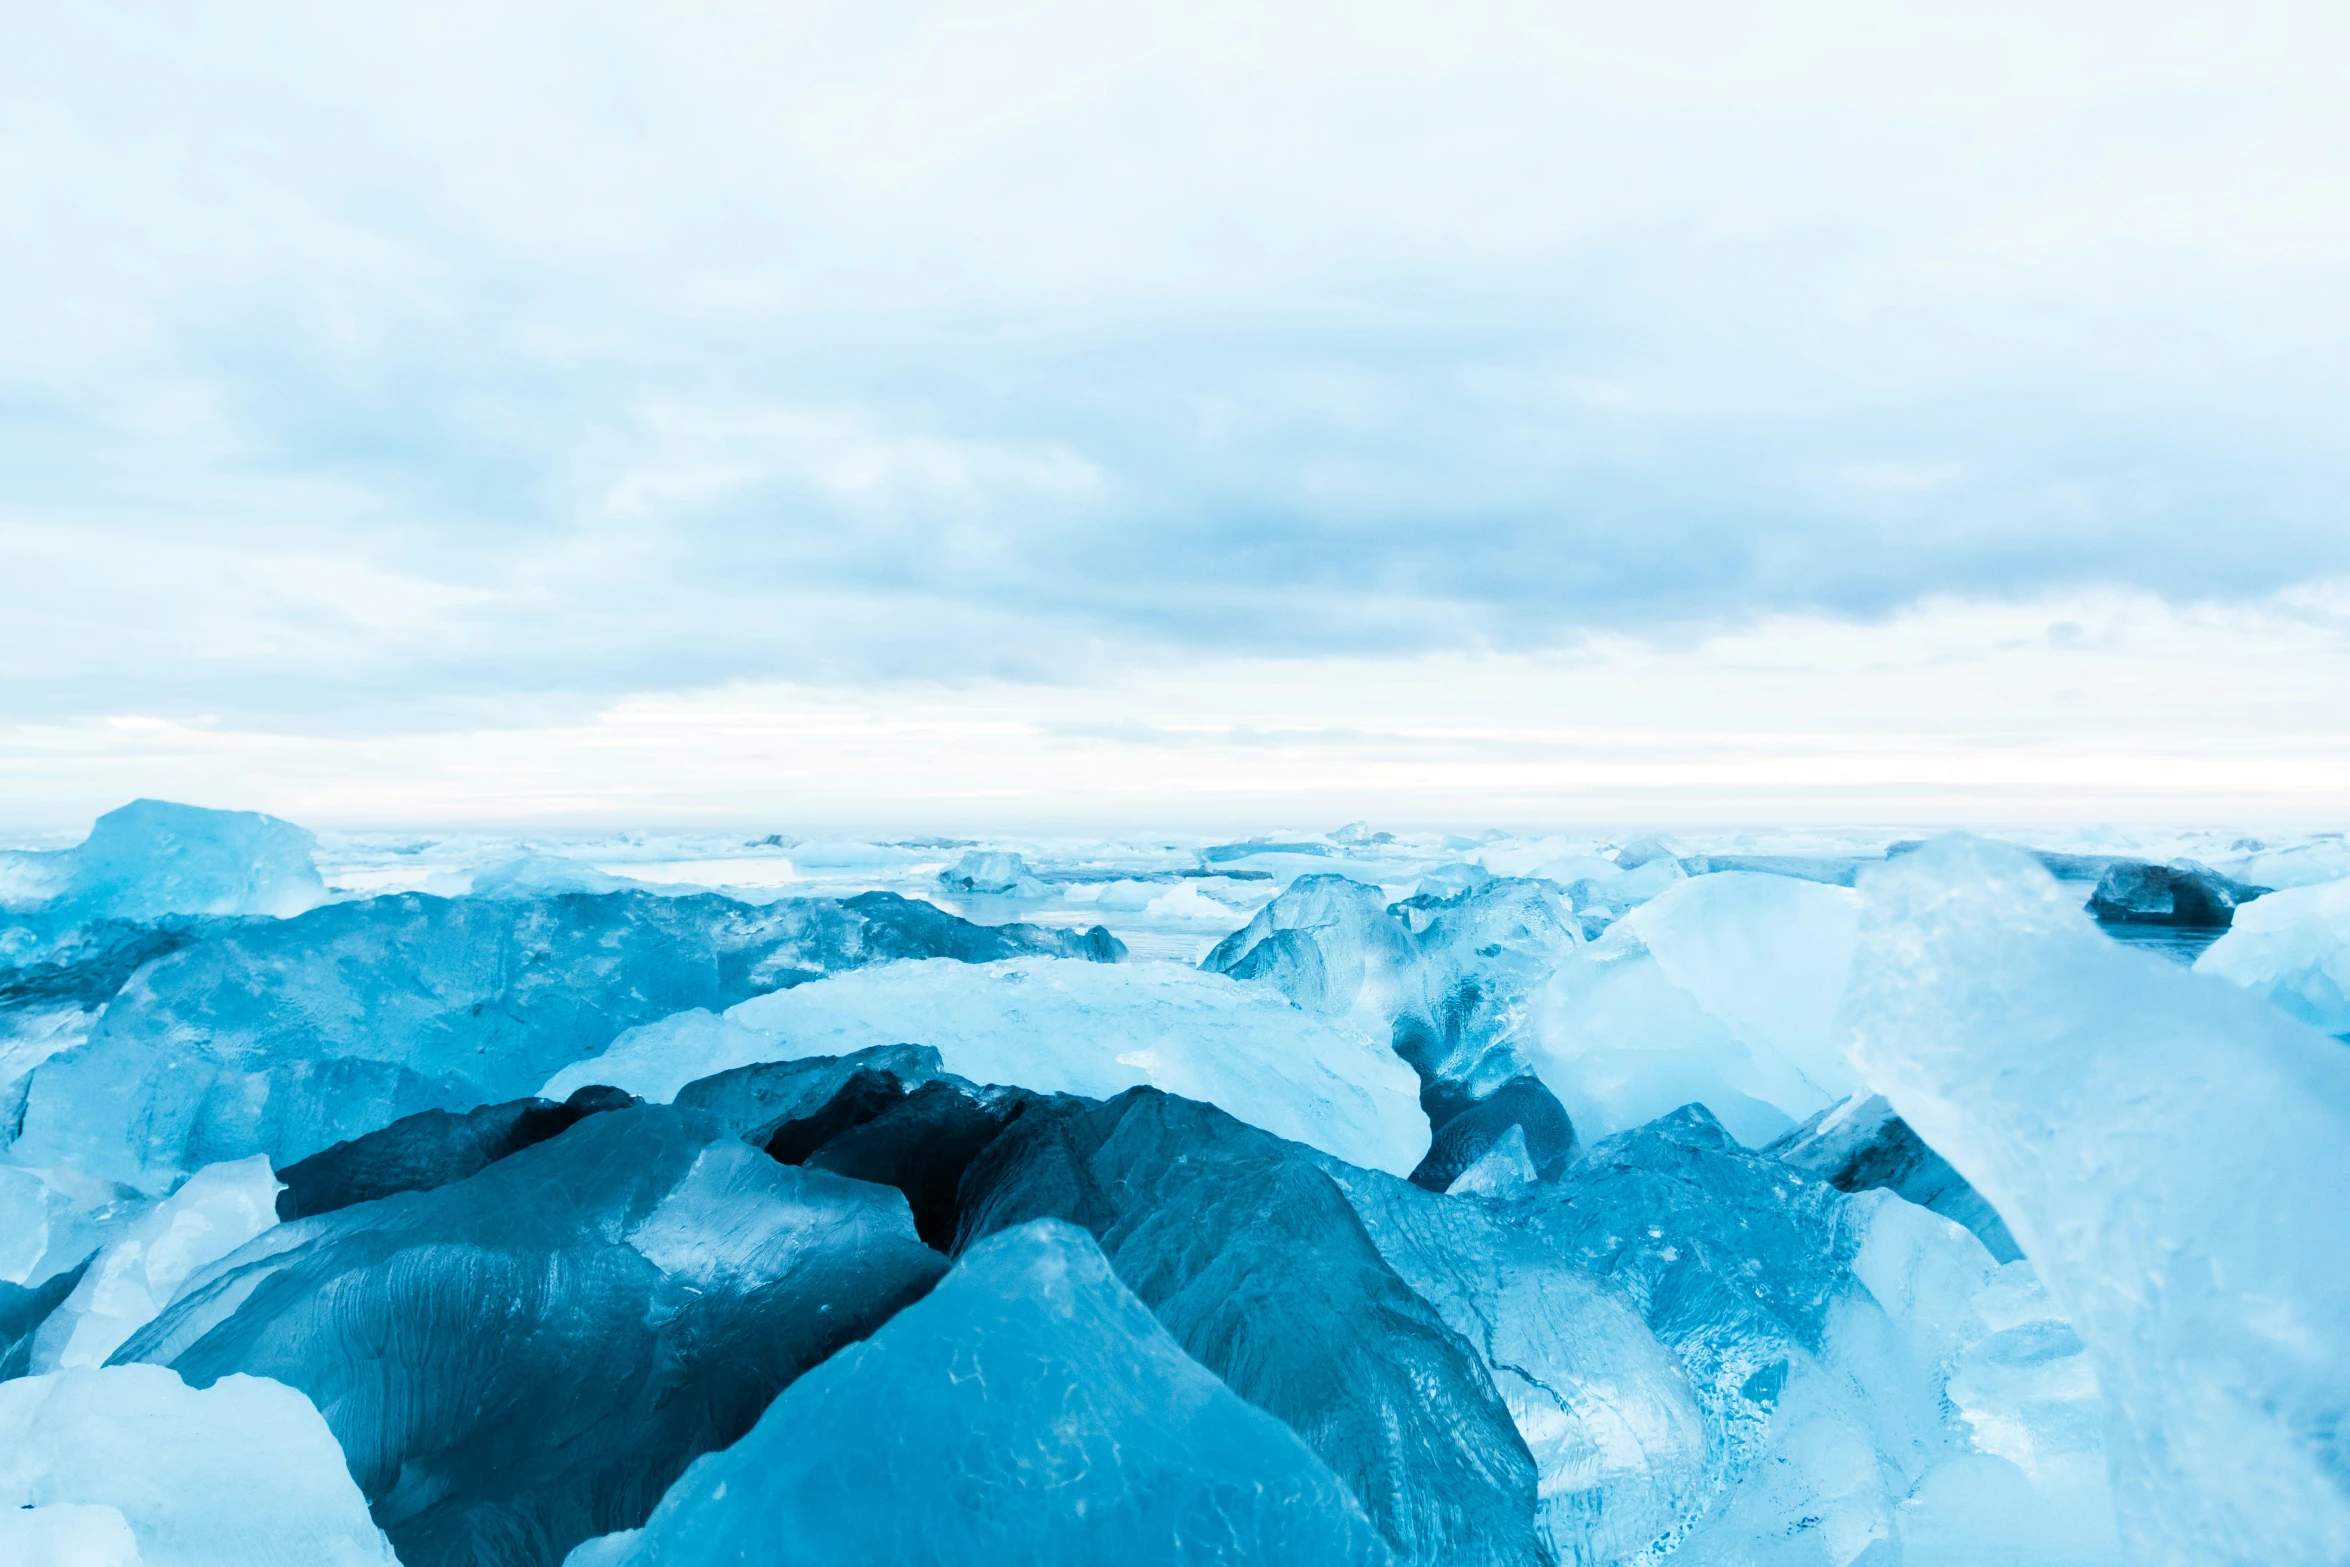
[3,800,2347,1566]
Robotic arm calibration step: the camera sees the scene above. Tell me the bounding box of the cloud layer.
[5,2,2347,751]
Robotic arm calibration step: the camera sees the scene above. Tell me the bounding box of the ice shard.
[0,1363,398,1565]
[28,1154,281,1372]
[1532,871,1861,1145]
[1843,835,2350,1564]
[566,1221,1395,1566]
[117,1105,947,1567]
[2195,874,2350,1036]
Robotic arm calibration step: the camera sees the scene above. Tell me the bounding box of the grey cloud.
[5,2,2348,729]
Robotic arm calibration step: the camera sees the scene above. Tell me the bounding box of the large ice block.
[956,1088,1543,1567]
[6,800,330,923]
[1844,835,2350,1564]
[117,1105,946,1567]
[9,887,1116,1188]
[545,957,1429,1176]
[27,1154,281,1372]
[1532,872,1862,1145]
[0,1363,397,1565]
[566,1220,1395,1566]
[2194,874,2350,1036]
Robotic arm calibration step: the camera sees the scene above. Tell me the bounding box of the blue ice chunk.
[956,1087,1545,1567]
[569,1220,1395,1567]
[10,800,326,921]
[1846,835,2350,1562]
[1204,873,1578,1115]
[1398,877,1581,1100]
[115,1104,946,1567]
[670,1043,952,1147]
[936,849,1047,897]
[1407,1074,1577,1192]
[1766,1092,2021,1263]
[1512,1107,1853,1476]
[8,888,1118,1188]
[1203,873,1416,1017]
[1326,1162,1711,1565]
[272,1084,639,1219]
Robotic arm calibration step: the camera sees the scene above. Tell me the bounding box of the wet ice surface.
[4,806,2348,1565]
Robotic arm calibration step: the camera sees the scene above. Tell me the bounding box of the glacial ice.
[1513,1105,2114,1565]
[1325,1163,1712,1565]
[1844,835,2350,1563]
[565,1220,1395,1566]
[1203,873,1417,1019]
[1,800,325,922]
[2194,874,2350,1035]
[27,1154,281,1372]
[0,1363,398,1565]
[2084,858,2266,928]
[955,1087,1543,1567]
[4,808,2326,1564]
[1407,1073,1576,1192]
[119,1105,947,1567]
[1206,873,1579,1110]
[1531,872,1861,1145]
[273,1084,638,1219]
[7,886,1117,1189]
[937,849,1048,897]
[545,956,1429,1175]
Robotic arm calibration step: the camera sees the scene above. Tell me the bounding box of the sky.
[4,2,2347,832]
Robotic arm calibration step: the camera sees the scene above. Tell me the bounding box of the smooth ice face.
[2195,875,2350,1036]
[118,1106,947,1567]
[570,1220,1396,1567]
[0,1364,397,1566]
[13,800,327,922]
[1532,872,1861,1145]
[28,1155,280,1372]
[547,957,1429,1176]
[1843,835,2350,1565]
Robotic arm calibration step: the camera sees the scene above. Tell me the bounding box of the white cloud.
[1,2,2345,822]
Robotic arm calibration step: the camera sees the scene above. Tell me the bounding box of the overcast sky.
[4,2,2346,830]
